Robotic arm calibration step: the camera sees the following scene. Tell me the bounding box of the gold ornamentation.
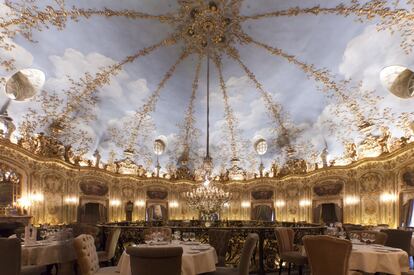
[177,54,203,160]
[124,50,190,150]
[241,1,414,54]
[213,54,239,159]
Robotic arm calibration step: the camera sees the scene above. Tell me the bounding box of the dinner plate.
[191,245,210,251]
[151,241,169,246]
[182,241,200,245]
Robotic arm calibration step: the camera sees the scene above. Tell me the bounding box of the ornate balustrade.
[101,223,325,275]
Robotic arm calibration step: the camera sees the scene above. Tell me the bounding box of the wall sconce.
[169,200,179,208]
[223,202,230,208]
[16,196,31,208]
[110,199,121,206]
[344,195,360,206]
[30,192,44,203]
[275,200,286,208]
[241,201,251,208]
[135,200,146,207]
[299,199,311,207]
[64,196,78,205]
[380,192,397,203]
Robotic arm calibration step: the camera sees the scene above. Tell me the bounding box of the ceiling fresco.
[1,0,414,178]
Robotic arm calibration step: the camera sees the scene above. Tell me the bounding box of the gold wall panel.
[2,139,414,227]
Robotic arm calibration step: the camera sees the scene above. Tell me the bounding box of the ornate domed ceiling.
[1,0,414,178]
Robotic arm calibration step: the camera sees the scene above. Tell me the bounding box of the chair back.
[127,246,183,275]
[381,229,412,254]
[208,229,232,266]
[0,238,21,275]
[348,230,388,245]
[238,233,259,275]
[304,235,352,275]
[143,227,172,241]
[104,228,121,260]
[343,224,364,232]
[73,234,100,275]
[275,228,295,253]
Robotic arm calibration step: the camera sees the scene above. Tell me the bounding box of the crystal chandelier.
[183,54,231,217]
[184,176,230,216]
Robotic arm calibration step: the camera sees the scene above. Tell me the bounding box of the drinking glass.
[189,232,196,242]
[157,232,164,242]
[144,234,152,245]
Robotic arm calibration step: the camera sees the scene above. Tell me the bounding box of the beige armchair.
[127,246,183,275]
[73,234,118,275]
[98,228,121,265]
[275,228,307,275]
[303,235,352,275]
[208,229,232,266]
[209,233,259,275]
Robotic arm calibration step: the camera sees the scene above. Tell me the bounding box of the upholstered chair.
[0,238,46,275]
[381,229,413,254]
[347,230,388,245]
[98,228,121,265]
[208,233,259,275]
[70,223,101,248]
[73,234,118,275]
[275,228,307,275]
[208,229,232,266]
[143,227,172,242]
[303,235,352,275]
[126,246,183,275]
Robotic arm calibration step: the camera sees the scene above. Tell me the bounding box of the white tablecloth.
[21,240,76,266]
[117,243,218,275]
[349,244,409,275]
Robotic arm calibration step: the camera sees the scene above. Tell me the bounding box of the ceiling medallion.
[178,0,238,55]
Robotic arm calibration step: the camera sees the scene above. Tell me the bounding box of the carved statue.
[93,150,101,168]
[228,158,245,181]
[64,145,73,163]
[346,143,358,162]
[271,162,279,177]
[73,156,81,166]
[279,158,307,177]
[377,127,391,154]
[320,147,328,168]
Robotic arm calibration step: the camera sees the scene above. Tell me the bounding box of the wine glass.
[189,232,196,242]
[183,232,189,242]
[157,232,164,242]
[39,230,47,241]
[144,234,152,245]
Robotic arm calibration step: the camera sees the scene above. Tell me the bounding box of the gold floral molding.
[2,0,414,168]
[241,1,414,54]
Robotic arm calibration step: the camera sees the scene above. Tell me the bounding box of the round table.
[22,240,77,275]
[117,243,218,275]
[349,244,409,275]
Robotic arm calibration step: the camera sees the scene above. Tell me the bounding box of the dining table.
[349,242,409,275]
[21,239,77,275]
[117,242,218,275]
